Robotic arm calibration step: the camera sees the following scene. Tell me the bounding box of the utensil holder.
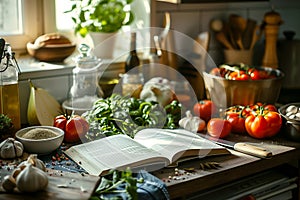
[224,49,253,65]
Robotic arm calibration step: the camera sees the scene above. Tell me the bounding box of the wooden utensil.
[229,14,247,33]
[210,19,234,50]
[250,25,263,50]
[216,31,234,50]
[223,22,238,49]
[242,19,257,49]
[229,14,247,49]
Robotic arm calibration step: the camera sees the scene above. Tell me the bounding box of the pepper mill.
[262,9,283,68]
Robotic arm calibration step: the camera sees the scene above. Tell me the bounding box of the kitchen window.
[0,0,150,55]
[0,0,42,51]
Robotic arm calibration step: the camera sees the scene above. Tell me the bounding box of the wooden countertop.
[0,131,299,199]
[152,132,300,199]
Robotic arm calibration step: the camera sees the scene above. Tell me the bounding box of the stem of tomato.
[259,106,265,116]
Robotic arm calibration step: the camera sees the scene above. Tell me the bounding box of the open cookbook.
[64,128,230,176]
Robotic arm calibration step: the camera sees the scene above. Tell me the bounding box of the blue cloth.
[136,170,170,200]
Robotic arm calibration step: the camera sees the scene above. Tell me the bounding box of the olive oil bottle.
[0,39,21,133]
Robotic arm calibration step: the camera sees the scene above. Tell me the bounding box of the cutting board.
[0,167,100,200]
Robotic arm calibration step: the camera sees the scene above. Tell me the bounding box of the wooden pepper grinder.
[262,9,283,68]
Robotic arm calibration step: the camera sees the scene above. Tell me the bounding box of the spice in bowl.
[19,128,58,140]
[15,126,64,154]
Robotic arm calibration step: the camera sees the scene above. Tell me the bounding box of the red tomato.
[263,104,277,112]
[53,115,89,143]
[245,110,282,139]
[53,118,67,130]
[249,103,277,113]
[226,113,247,134]
[228,71,250,80]
[193,100,217,122]
[248,69,261,80]
[197,119,206,132]
[207,118,232,138]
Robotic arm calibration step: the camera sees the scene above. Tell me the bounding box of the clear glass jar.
[63,44,103,114]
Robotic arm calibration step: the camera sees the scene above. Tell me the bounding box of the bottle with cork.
[122,32,144,97]
[0,38,21,134]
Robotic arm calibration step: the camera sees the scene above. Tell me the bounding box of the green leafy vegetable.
[0,114,13,134]
[82,94,182,140]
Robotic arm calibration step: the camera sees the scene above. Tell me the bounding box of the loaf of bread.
[33,33,72,47]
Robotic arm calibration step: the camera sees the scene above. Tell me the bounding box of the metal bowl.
[203,67,284,109]
[278,103,300,142]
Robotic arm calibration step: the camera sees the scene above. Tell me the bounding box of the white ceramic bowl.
[15,126,64,154]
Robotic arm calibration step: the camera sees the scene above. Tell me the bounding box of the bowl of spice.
[15,126,64,154]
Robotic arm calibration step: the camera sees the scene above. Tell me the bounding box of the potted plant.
[65,0,135,58]
[0,114,14,141]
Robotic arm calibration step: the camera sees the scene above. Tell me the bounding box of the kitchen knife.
[198,133,272,158]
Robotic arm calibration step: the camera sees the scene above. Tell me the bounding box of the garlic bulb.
[140,77,175,106]
[18,154,46,172]
[16,163,48,193]
[0,138,24,159]
[179,110,206,133]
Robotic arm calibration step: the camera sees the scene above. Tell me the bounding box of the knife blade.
[198,133,272,158]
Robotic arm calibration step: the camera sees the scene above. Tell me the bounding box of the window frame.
[0,0,45,52]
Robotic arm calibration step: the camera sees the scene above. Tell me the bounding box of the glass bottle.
[122,32,144,97]
[63,44,103,114]
[0,39,21,133]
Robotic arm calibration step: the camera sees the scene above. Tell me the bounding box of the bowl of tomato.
[203,64,284,109]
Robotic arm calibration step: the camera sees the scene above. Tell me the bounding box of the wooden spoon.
[242,19,257,49]
[229,14,247,33]
[215,32,234,50]
[229,14,247,49]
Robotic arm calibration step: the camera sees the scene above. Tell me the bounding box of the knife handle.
[233,143,272,158]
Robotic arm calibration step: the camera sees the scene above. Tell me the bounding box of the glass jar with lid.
[63,44,103,115]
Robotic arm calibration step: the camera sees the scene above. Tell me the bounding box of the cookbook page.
[134,128,229,163]
[65,134,169,176]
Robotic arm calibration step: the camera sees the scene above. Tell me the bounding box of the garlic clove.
[2,175,16,192]
[18,154,46,172]
[27,154,46,172]
[14,141,24,157]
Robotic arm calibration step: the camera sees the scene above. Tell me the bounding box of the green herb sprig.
[91,168,144,200]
